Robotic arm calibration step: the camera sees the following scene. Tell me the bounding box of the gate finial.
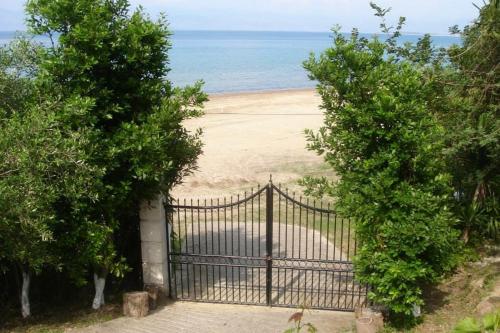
[269,174,273,184]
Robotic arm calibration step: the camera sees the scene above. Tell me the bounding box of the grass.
[380,254,500,333]
[170,194,355,261]
[308,215,356,260]
[271,198,356,260]
[0,301,122,333]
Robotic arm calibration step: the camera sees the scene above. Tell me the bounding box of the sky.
[0,0,478,35]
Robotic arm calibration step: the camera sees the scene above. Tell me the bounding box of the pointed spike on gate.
[269,174,272,183]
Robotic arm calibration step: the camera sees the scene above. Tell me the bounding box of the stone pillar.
[139,195,170,296]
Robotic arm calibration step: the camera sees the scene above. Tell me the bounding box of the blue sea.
[0,30,460,93]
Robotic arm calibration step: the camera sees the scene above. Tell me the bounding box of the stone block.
[139,198,165,222]
[141,241,165,264]
[140,220,166,243]
[123,291,149,317]
[142,262,165,286]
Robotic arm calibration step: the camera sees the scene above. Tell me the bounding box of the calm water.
[0,30,460,93]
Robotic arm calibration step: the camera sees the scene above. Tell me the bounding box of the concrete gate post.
[139,195,170,296]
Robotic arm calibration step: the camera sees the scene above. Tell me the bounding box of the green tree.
[435,0,500,243]
[0,39,104,317]
[25,0,206,309]
[0,38,40,115]
[303,19,459,321]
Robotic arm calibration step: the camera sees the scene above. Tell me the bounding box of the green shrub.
[302,10,460,320]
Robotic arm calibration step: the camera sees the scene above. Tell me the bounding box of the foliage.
[1,0,206,316]
[433,0,500,243]
[284,307,317,333]
[302,5,460,319]
[0,38,105,284]
[0,38,42,116]
[453,310,500,333]
[23,0,207,281]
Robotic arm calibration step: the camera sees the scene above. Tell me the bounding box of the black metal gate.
[165,179,368,311]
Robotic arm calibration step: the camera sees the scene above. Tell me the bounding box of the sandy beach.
[171,88,330,198]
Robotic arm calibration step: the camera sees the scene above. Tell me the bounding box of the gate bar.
[162,193,177,297]
[265,177,273,306]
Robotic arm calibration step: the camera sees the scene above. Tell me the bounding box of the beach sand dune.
[171,89,330,198]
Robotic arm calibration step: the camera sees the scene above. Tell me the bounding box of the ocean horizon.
[0,30,460,94]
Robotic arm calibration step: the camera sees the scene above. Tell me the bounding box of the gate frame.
[265,179,273,306]
[140,179,367,310]
[139,195,171,296]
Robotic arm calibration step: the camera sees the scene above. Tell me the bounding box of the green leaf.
[453,317,481,333]
[283,328,296,333]
[482,311,500,331]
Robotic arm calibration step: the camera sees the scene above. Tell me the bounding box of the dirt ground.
[170,88,329,199]
[412,257,500,333]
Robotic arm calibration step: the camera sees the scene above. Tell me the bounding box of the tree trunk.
[461,226,470,244]
[123,291,149,317]
[473,182,487,202]
[21,268,30,318]
[92,271,107,310]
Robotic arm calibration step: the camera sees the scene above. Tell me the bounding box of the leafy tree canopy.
[23,0,207,277]
[1,0,207,316]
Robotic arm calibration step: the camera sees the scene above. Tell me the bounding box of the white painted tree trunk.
[21,269,31,318]
[92,272,107,310]
[412,304,422,317]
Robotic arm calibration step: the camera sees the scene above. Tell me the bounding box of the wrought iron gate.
[165,179,368,311]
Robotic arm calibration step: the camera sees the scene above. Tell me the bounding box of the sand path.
[171,89,327,198]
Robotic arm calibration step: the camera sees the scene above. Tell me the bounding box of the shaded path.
[76,301,355,333]
[172,222,366,310]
